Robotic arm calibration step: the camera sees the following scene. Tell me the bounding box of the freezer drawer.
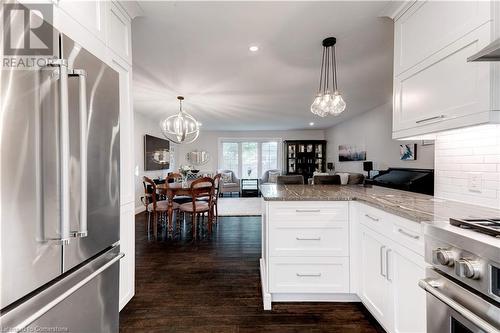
[0,246,123,333]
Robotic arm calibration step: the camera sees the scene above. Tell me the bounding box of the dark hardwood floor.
[120,213,385,333]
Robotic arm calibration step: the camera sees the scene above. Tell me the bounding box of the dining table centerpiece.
[179,165,192,188]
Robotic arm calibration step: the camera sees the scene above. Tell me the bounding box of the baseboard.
[271,293,360,302]
[135,206,146,214]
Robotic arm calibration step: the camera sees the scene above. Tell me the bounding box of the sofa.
[219,170,240,196]
[309,172,365,185]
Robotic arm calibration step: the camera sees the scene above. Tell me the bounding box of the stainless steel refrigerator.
[1,9,122,333]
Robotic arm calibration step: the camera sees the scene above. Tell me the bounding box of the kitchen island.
[259,183,499,333]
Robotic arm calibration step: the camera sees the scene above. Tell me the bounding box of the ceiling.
[132,1,394,131]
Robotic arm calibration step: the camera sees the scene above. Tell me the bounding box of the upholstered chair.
[218,170,240,196]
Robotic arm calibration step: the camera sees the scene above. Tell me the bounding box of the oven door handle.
[418,279,499,333]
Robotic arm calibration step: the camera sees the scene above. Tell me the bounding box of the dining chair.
[313,175,341,185]
[212,173,222,224]
[140,178,154,236]
[276,175,304,185]
[143,176,179,239]
[197,174,222,225]
[179,177,215,238]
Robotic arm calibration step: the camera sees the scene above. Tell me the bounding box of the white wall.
[434,125,500,209]
[134,112,178,212]
[325,103,435,174]
[176,129,325,172]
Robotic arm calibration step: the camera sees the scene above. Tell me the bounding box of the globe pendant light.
[160,96,200,144]
[311,37,346,117]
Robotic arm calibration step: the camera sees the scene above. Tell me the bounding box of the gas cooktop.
[449,218,500,237]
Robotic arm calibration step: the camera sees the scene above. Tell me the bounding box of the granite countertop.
[260,184,500,223]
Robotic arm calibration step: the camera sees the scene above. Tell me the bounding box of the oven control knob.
[433,248,455,267]
[455,259,481,280]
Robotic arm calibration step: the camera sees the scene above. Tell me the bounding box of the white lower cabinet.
[358,204,426,333]
[261,200,427,332]
[261,201,353,310]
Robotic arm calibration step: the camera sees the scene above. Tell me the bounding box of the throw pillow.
[221,172,233,183]
[268,171,280,183]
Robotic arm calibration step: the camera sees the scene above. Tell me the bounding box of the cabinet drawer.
[269,221,348,257]
[269,257,349,293]
[357,204,392,235]
[269,202,348,223]
[391,221,424,255]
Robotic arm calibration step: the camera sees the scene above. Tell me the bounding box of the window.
[221,142,238,173]
[242,142,258,178]
[219,139,281,178]
[262,141,278,172]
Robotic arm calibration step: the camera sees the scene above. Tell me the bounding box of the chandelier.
[310,37,346,117]
[160,96,200,144]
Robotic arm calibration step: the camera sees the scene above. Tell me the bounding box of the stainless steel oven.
[421,223,500,333]
[420,268,500,333]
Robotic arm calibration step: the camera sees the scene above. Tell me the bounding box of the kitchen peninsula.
[259,183,500,333]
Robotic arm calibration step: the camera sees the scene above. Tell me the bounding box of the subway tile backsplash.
[434,125,500,209]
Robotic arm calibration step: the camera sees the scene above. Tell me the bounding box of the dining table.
[156,181,192,235]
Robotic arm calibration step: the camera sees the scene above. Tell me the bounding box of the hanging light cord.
[318,47,326,94]
[333,46,338,92]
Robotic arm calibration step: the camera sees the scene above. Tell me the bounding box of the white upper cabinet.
[394,1,490,76]
[392,0,500,139]
[56,1,106,42]
[47,1,134,65]
[106,2,132,64]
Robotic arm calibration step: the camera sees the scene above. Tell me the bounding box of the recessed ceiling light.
[249,45,259,52]
[309,122,315,126]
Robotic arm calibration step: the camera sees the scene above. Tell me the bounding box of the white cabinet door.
[119,202,135,310]
[393,22,496,138]
[106,2,132,64]
[394,1,490,76]
[359,225,391,329]
[387,244,427,333]
[111,57,134,206]
[57,0,106,42]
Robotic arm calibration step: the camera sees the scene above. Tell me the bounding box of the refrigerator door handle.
[47,58,71,245]
[69,69,88,238]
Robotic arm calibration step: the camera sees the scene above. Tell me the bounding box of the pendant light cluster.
[160,96,200,144]
[310,37,346,117]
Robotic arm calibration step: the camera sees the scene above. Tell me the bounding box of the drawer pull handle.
[365,214,379,222]
[296,273,322,277]
[415,115,445,124]
[296,237,321,241]
[398,228,420,240]
[296,209,321,213]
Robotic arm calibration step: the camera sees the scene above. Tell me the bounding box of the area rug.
[217,197,262,216]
